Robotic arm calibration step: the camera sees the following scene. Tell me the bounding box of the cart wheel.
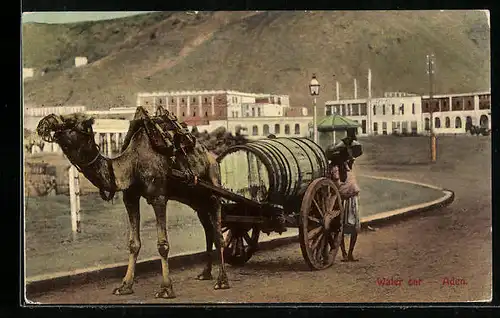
[299,177,344,270]
[222,225,260,266]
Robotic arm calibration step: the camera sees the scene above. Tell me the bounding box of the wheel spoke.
[308,226,323,241]
[308,215,321,224]
[327,193,337,213]
[311,231,324,251]
[312,198,324,217]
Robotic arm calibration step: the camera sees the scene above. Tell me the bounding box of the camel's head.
[37,113,97,162]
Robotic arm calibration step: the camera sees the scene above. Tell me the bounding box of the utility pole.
[426,54,437,162]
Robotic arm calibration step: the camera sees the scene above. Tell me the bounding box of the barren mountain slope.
[22,11,490,110]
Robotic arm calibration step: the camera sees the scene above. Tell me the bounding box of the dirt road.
[27,136,492,303]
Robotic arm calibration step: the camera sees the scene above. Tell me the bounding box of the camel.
[36,110,230,299]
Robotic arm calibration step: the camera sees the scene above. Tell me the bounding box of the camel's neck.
[68,149,134,192]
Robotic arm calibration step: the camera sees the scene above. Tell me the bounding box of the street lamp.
[309,74,320,143]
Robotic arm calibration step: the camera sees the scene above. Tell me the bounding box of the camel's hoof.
[197,271,213,280]
[214,280,230,290]
[155,286,176,299]
[113,284,134,296]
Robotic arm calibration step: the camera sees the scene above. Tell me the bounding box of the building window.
[172,98,175,103]
[181,98,185,103]
[294,124,300,135]
[182,112,185,117]
[258,108,261,117]
[362,120,367,134]
[275,124,281,134]
[263,124,270,135]
[392,104,395,115]
[285,124,290,135]
[435,117,441,128]
[445,117,451,128]
[204,98,208,103]
[455,117,462,128]
[373,105,376,116]
[402,121,408,133]
[425,118,430,131]
[400,104,404,115]
[252,108,255,117]
[193,112,196,117]
[158,98,163,104]
[192,98,196,103]
[382,122,387,135]
[373,122,378,135]
[252,125,258,136]
[382,104,386,115]
[205,111,208,117]
[412,103,415,114]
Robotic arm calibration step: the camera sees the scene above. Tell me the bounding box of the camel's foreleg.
[208,195,230,290]
[196,210,214,280]
[113,190,141,296]
[152,198,176,299]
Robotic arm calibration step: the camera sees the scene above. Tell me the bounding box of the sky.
[22,12,153,24]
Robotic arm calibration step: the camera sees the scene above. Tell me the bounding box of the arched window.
[252,125,258,136]
[412,103,415,114]
[455,117,462,128]
[425,118,430,131]
[205,111,208,117]
[193,112,196,117]
[263,124,270,135]
[294,123,300,135]
[274,124,281,134]
[373,105,377,115]
[285,124,290,135]
[382,104,386,115]
[435,117,441,128]
[392,104,395,115]
[445,117,451,128]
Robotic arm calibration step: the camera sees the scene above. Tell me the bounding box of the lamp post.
[426,54,437,162]
[309,74,320,143]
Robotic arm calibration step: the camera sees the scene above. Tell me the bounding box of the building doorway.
[480,115,489,129]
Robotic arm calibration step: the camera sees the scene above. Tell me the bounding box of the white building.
[325,91,491,136]
[421,92,491,134]
[74,57,88,67]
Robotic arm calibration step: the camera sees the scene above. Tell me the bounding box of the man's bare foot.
[342,255,359,262]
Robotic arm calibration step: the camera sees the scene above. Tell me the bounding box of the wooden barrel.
[217,137,327,204]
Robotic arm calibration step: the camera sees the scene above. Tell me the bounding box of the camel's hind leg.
[113,189,141,296]
[151,198,176,299]
[208,196,230,290]
[196,210,214,280]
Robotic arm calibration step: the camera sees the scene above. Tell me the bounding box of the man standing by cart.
[327,130,362,262]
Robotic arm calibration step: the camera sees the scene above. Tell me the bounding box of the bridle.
[38,117,117,201]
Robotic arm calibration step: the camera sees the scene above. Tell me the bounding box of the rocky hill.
[22,10,490,111]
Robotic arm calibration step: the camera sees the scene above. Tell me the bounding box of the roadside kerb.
[25,175,454,296]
